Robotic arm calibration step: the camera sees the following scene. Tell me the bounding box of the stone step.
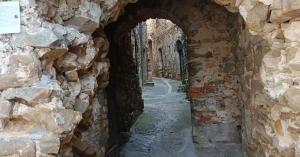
[144,82,155,86]
[195,143,247,157]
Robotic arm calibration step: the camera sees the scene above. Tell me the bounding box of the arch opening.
[104,0,248,156]
[1,0,298,157]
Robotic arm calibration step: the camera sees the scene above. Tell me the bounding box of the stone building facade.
[131,22,149,86]
[0,0,300,157]
[147,19,188,81]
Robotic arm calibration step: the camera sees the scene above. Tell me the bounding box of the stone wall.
[131,22,149,86]
[1,0,300,157]
[215,0,300,156]
[0,0,135,156]
[147,19,188,81]
[105,16,145,156]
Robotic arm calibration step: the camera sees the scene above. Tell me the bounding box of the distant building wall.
[131,22,149,86]
[147,19,188,81]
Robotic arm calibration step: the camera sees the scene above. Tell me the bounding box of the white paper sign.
[0,1,21,34]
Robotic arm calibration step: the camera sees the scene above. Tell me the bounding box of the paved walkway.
[120,78,247,157]
[121,78,198,157]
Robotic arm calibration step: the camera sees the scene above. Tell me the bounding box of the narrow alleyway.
[120,78,197,157]
[120,78,247,157]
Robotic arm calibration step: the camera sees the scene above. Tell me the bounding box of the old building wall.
[106,27,144,155]
[0,0,135,156]
[131,22,149,86]
[105,22,148,154]
[147,19,187,80]
[236,21,274,157]
[0,0,300,157]
[216,0,300,156]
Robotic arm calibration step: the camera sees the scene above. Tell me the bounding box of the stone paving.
[121,78,198,157]
[120,78,247,157]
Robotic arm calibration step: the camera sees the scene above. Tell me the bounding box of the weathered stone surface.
[270,10,292,23]
[0,53,40,91]
[0,0,124,156]
[0,99,12,119]
[282,21,300,42]
[66,27,90,46]
[239,1,269,33]
[0,138,36,157]
[55,53,79,71]
[193,123,241,144]
[74,93,90,113]
[36,135,60,156]
[94,36,109,59]
[270,0,300,23]
[2,75,61,105]
[80,74,98,95]
[284,87,300,111]
[77,40,98,69]
[0,119,6,130]
[66,0,80,8]
[62,81,82,109]
[13,102,82,134]
[40,48,68,61]
[65,1,102,33]
[288,50,300,72]
[95,61,110,76]
[65,69,79,82]
[13,28,59,47]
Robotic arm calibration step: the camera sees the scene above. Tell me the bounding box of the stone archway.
[104,0,246,155]
[0,0,299,157]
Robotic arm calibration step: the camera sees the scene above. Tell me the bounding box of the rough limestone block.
[65,1,102,33]
[36,135,60,155]
[0,119,6,129]
[0,138,36,157]
[74,93,90,113]
[95,61,110,76]
[77,40,98,69]
[270,10,292,23]
[0,99,12,119]
[13,27,59,47]
[66,27,90,46]
[40,48,69,61]
[55,53,79,71]
[296,140,300,156]
[51,109,82,133]
[80,74,98,95]
[258,0,272,5]
[1,75,61,105]
[282,0,300,19]
[66,0,80,8]
[282,21,300,42]
[13,103,82,134]
[284,87,300,111]
[272,135,294,155]
[0,53,40,91]
[65,69,79,82]
[239,1,269,33]
[288,50,300,72]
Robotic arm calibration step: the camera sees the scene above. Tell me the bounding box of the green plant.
[178,82,189,93]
